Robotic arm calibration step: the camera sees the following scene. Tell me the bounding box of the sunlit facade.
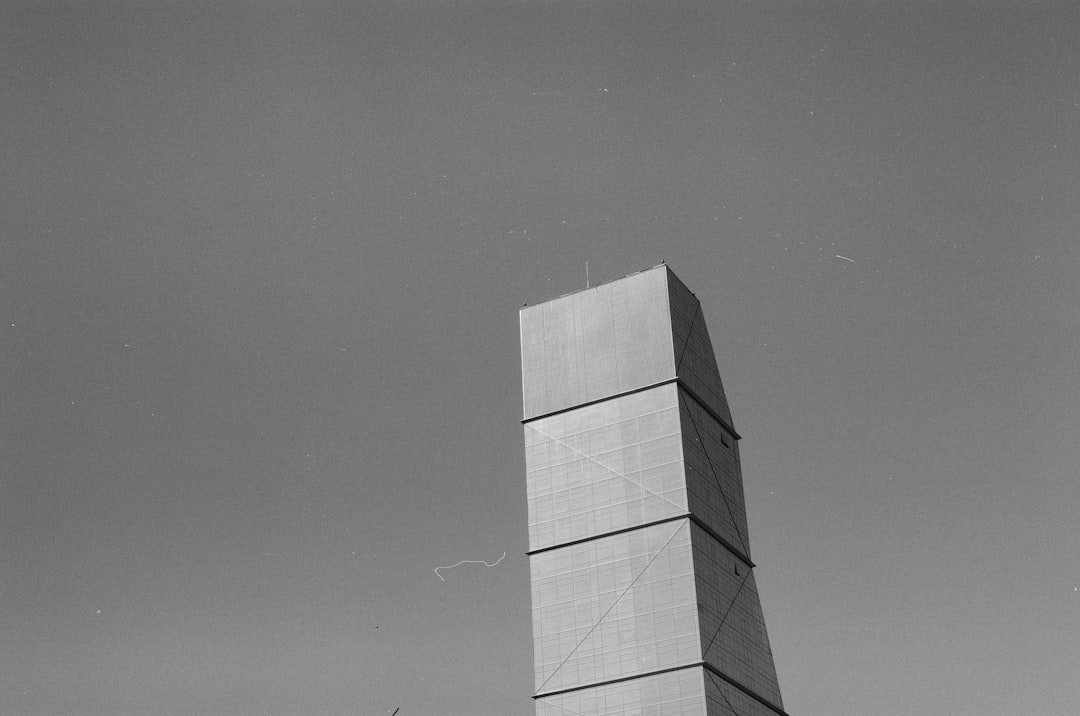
[520,265,788,715]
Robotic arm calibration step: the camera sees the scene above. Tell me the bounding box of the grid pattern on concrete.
[530,520,700,694]
[536,668,707,716]
[704,669,786,716]
[521,265,785,715]
[520,268,674,421]
[667,271,732,428]
[525,384,688,552]
[680,391,751,561]
[692,523,783,708]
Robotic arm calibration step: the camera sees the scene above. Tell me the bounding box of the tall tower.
[520,265,788,715]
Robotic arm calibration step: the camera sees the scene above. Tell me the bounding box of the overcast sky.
[3,2,1079,715]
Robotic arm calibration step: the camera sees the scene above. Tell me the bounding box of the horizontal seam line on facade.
[676,381,742,440]
[525,514,690,556]
[521,377,742,441]
[703,662,791,716]
[688,515,755,568]
[533,661,703,700]
[525,515,755,566]
[532,662,789,716]
[521,378,679,425]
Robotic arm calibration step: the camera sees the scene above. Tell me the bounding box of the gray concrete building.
[520,265,788,715]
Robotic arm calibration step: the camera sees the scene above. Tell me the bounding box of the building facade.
[520,265,788,715]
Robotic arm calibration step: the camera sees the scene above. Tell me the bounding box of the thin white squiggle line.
[434,551,506,581]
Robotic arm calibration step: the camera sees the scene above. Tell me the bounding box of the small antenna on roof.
[586,260,590,288]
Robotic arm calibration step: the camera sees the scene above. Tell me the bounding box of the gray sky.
[3,2,1079,715]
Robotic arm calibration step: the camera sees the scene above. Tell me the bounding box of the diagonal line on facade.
[534,520,688,695]
[526,422,688,517]
[534,696,588,716]
[538,698,588,716]
[674,300,700,373]
[682,399,750,557]
[701,566,752,662]
[706,668,743,716]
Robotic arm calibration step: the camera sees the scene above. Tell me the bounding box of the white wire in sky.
[434,551,506,581]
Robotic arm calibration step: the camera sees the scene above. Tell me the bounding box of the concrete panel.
[536,668,707,716]
[525,383,688,552]
[667,270,733,428]
[530,520,700,694]
[692,522,784,710]
[520,266,675,421]
[704,669,784,716]
[680,391,751,561]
